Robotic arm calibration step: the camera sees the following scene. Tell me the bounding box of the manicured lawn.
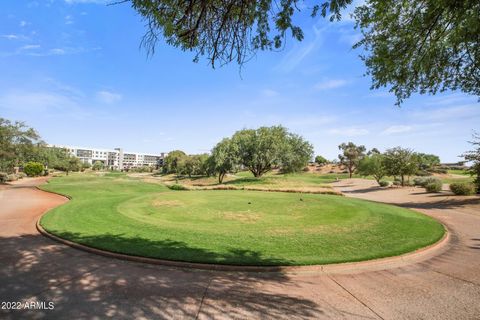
[40,173,445,266]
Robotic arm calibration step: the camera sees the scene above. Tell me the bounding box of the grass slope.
[40,173,445,266]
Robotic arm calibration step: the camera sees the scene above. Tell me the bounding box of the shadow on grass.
[43,230,292,266]
[0,233,335,319]
[223,177,268,186]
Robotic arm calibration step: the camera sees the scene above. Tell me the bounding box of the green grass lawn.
[40,173,445,266]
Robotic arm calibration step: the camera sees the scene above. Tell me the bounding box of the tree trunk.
[401,174,405,186]
[218,172,225,184]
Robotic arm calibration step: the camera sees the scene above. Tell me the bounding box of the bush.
[379,180,389,187]
[416,170,431,176]
[449,183,476,196]
[302,166,310,172]
[17,172,27,179]
[0,172,7,183]
[167,184,189,191]
[414,176,441,187]
[425,180,442,193]
[392,180,401,186]
[6,174,18,182]
[23,162,44,177]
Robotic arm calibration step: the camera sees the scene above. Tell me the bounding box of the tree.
[92,161,104,171]
[338,142,366,178]
[128,0,352,68]
[163,150,188,175]
[0,118,41,173]
[463,132,480,193]
[354,0,480,106]
[280,133,314,173]
[129,1,480,105]
[53,155,82,175]
[231,126,312,177]
[210,138,238,183]
[383,147,419,186]
[357,153,386,185]
[184,154,209,177]
[416,153,441,170]
[315,155,328,166]
[23,162,44,177]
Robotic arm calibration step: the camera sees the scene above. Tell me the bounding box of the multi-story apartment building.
[50,145,165,170]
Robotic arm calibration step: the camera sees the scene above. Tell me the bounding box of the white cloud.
[20,44,41,50]
[96,90,122,104]
[328,127,369,137]
[65,15,74,25]
[1,34,29,40]
[260,89,279,97]
[381,125,412,135]
[0,91,76,112]
[19,20,27,27]
[314,79,348,90]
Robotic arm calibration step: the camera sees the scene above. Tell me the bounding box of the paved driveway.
[1,178,479,319]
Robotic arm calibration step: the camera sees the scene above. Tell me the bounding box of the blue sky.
[0,1,478,162]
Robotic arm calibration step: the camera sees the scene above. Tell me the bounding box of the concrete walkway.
[1,178,479,319]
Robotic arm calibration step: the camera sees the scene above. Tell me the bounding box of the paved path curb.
[35,186,451,274]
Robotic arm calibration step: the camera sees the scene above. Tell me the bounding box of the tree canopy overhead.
[127,0,480,104]
[128,0,352,67]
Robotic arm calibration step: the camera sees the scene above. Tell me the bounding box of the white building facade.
[51,145,165,170]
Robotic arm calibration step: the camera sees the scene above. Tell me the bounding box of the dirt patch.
[222,211,260,223]
[151,199,184,207]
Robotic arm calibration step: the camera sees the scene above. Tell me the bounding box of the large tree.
[463,132,480,193]
[128,0,480,104]
[383,147,419,186]
[0,118,41,173]
[162,150,188,175]
[357,153,386,185]
[338,142,366,178]
[231,126,312,177]
[209,138,238,183]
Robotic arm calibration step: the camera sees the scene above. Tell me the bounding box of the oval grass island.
[39,173,445,266]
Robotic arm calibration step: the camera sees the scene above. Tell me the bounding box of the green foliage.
[378,180,389,187]
[55,157,82,175]
[354,0,480,105]
[383,147,419,186]
[92,161,104,171]
[0,118,41,173]
[280,132,314,173]
[416,153,441,171]
[357,153,386,185]
[163,150,188,175]
[425,180,442,193]
[463,132,480,193]
[338,142,366,178]
[210,138,239,183]
[315,155,328,165]
[0,172,8,183]
[414,176,441,187]
[167,184,189,191]
[23,161,44,177]
[449,182,476,196]
[184,153,210,177]
[231,126,313,177]
[129,0,352,67]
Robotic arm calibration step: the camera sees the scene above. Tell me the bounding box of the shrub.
[379,180,389,187]
[0,172,7,183]
[23,162,44,177]
[6,174,18,182]
[392,180,401,186]
[414,176,441,187]
[302,166,310,172]
[449,183,476,196]
[415,170,431,176]
[425,180,442,193]
[17,172,27,179]
[167,184,189,191]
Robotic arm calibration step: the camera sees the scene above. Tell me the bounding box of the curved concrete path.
[1,178,479,319]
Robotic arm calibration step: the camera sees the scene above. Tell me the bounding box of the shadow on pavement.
[0,233,327,319]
